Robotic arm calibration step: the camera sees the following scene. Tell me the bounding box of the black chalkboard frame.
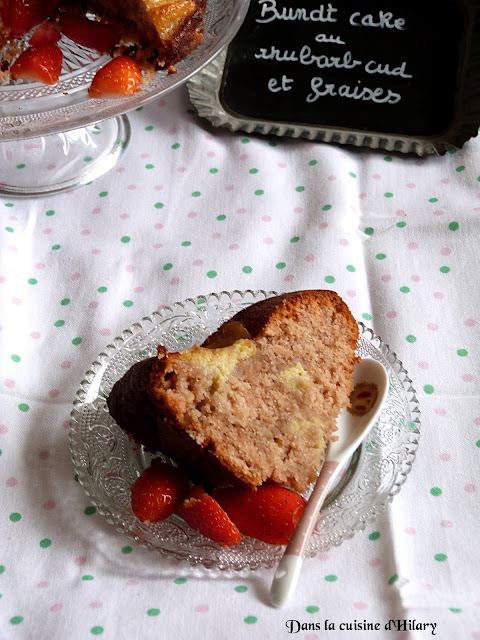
[188,0,480,156]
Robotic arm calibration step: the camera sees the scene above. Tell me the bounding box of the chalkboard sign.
[188,0,480,155]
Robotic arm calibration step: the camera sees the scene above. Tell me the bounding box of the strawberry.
[29,20,61,45]
[10,43,62,84]
[130,461,190,524]
[213,485,307,545]
[60,15,120,53]
[1,0,49,39]
[88,56,142,98]
[176,486,242,548]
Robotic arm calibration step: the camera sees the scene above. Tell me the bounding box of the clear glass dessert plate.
[69,290,421,571]
[0,0,250,140]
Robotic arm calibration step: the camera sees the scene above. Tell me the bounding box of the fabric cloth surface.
[1,85,479,640]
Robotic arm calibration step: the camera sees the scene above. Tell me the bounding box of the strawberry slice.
[131,461,190,524]
[60,15,120,53]
[1,0,49,39]
[213,485,307,545]
[29,20,61,45]
[176,486,242,548]
[10,43,62,84]
[88,56,142,98]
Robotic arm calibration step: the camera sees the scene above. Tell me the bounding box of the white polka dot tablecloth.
[1,85,480,640]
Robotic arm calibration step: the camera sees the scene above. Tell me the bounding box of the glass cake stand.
[0,0,250,197]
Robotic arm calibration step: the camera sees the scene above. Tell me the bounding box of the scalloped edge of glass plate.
[69,289,421,571]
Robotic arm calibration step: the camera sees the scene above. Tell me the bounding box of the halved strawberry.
[1,0,49,39]
[213,485,307,545]
[10,43,62,84]
[88,56,142,98]
[60,15,120,53]
[29,19,61,45]
[176,486,242,548]
[131,461,190,524]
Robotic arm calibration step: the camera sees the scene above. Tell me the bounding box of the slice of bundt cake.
[107,290,359,493]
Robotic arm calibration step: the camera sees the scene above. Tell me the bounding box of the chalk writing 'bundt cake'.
[107,290,359,493]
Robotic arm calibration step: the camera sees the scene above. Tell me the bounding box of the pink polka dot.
[71,272,81,281]
[50,603,62,612]
[74,556,86,566]
[294,207,303,213]
[212,233,221,239]
[386,310,397,319]
[8,245,18,251]
[5,379,15,388]
[441,178,451,184]
[427,323,438,331]
[422,583,434,591]
[262,215,272,222]
[134,287,144,294]
[225,185,234,191]
[48,389,59,399]
[125,265,135,273]
[154,184,163,190]
[61,361,71,370]
[36,263,45,269]
[229,244,239,250]
[327,175,337,181]
[0,276,5,284]
[433,210,444,216]
[38,581,50,588]
[140,152,149,158]
[305,254,315,262]
[81,229,90,236]
[434,408,446,416]
[125,579,138,586]
[316,553,329,561]
[39,450,50,460]
[396,209,406,217]
[239,154,248,161]
[116,167,125,173]
[170,278,180,286]
[381,275,391,282]
[154,223,164,230]
[433,292,444,300]
[465,318,476,327]
[100,328,111,337]
[88,301,98,309]
[369,558,381,567]
[6,477,18,487]
[439,453,451,461]
[47,164,56,170]
[206,151,215,158]
[193,259,203,266]
[404,527,416,535]
[372,173,381,179]
[441,520,453,528]
[89,601,103,609]
[359,193,367,199]
[284,274,294,282]
[263,237,273,244]
[176,166,186,173]
[188,211,197,219]
[418,362,429,370]
[278,162,287,168]
[464,484,476,493]
[407,183,416,188]
[153,243,163,249]
[461,373,474,382]
[12,298,21,305]
[318,222,328,230]
[43,500,55,510]
[353,602,368,610]
[0,424,8,434]
[120,213,129,220]
[346,290,356,297]
[195,604,209,613]
[127,184,136,190]
[408,242,418,250]
[339,238,349,246]
[91,249,101,255]
[91,207,101,214]
[440,247,451,256]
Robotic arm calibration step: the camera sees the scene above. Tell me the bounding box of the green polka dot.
[322,204,332,211]
[207,270,217,278]
[84,156,92,162]
[174,578,187,584]
[60,298,70,306]
[74,474,79,482]
[449,221,459,231]
[400,286,410,293]
[191,191,201,197]
[424,384,434,394]
[249,168,259,174]
[154,202,164,209]
[241,139,250,144]
[17,163,26,169]
[476,440,480,448]
[72,337,82,346]
[123,300,133,308]
[97,286,107,293]
[216,214,226,221]
[388,574,399,585]
[4,203,13,207]
[120,236,130,243]
[324,275,335,284]
[306,606,319,614]
[455,165,465,172]
[0,565,5,574]
[235,586,248,593]
[121,546,132,554]
[434,553,447,562]
[84,506,96,516]
[276,262,286,270]
[209,168,218,174]
[376,253,386,260]
[295,186,305,192]
[171,143,180,150]
[181,241,191,247]
[242,266,253,274]
[440,266,450,273]
[145,126,154,131]
[449,608,462,613]
[11,354,21,362]
[397,221,407,228]
[457,349,468,357]
[45,210,55,216]
[364,227,374,236]
[99,191,108,198]
[368,531,380,541]
[5,226,14,233]
[346,265,356,272]
[244,616,257,624]
[430,487,442,496]
[290,236,300,243]
[428,197,438,203]
[18,403,29,412]
[268,141,277,146]
[254,189,264,196]
[362,312,372,321]
[39,538,51,548]
[9,513,21,522]
[90,626,104,635]
[384,192,394,198]
[54,320,65,327]
[10,616,23,625]
[81,575,94,580]
[406,335,417,343]
[147,608,160,616]
[28,278,38,285]
[51,245,61,250]
[325,575,337,582]
[145,164,154,169]
[383,156,393,162]
[309,160,317,166]
[349,172,356,178]
[163,263,173,271]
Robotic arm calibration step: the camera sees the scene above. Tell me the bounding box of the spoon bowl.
[270,357,389,608]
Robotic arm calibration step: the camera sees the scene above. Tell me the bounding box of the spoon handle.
[270,460,340,607]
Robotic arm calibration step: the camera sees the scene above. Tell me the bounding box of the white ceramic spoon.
[270,357,389,608]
